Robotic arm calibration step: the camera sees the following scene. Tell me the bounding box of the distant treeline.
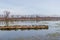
[0,15,60,21]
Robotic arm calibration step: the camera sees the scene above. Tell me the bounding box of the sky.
[0,0,60,16]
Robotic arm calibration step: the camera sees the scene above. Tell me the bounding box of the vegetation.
[4,11,10,26]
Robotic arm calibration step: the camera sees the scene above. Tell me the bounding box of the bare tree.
[4,11,10,26]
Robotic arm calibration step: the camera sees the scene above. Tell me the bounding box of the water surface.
[0,21,60,40]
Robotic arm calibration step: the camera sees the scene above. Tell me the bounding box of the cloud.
[0,0,60,16]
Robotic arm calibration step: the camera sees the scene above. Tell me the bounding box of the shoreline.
[0,25,48,30]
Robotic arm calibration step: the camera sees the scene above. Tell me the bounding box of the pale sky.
[0,0,60,16]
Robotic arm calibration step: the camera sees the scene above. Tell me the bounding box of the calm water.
[0,21,60,40]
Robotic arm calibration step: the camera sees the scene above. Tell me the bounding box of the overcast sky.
[0,0,60,16]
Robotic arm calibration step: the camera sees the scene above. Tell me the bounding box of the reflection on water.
[0,21,60,40]
[0,21,41,26]
[0,29,48,31]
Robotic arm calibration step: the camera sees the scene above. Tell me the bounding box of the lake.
[0,21,60,40]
